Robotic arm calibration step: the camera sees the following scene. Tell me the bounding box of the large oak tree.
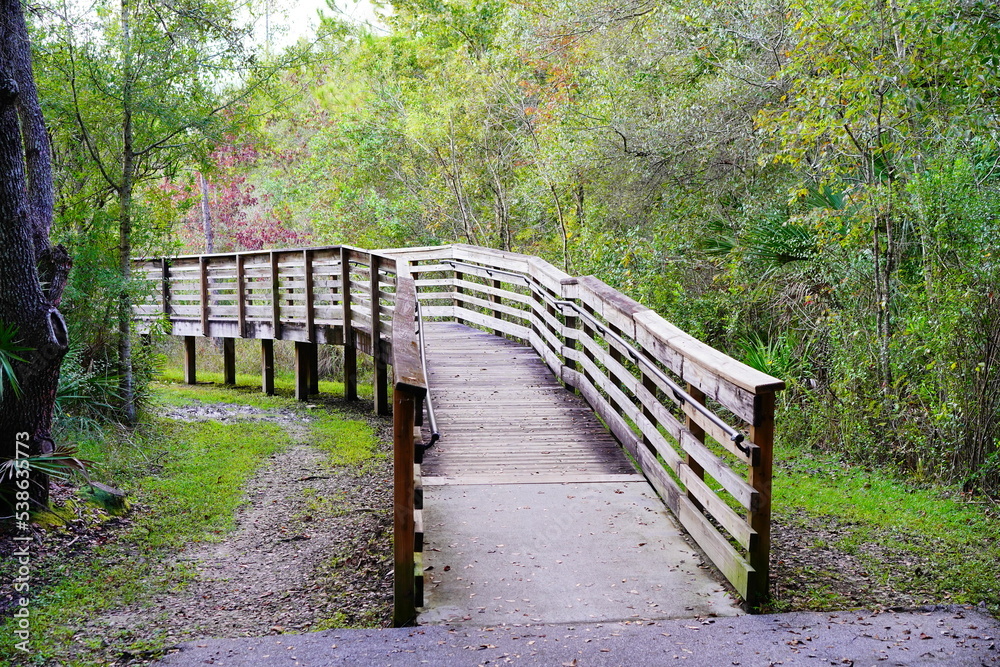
[1,0,71,510]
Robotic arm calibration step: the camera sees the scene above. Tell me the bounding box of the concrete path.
[418,482,738,625]
[156,605,1000,666]
[417,322,740,623]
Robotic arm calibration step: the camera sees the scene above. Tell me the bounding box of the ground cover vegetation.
[2,0,1000,657]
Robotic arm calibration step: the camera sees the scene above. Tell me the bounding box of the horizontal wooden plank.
[680,430,758,511]
[575,275,649,339]
[634,310,785,396]
[679,465,756,551]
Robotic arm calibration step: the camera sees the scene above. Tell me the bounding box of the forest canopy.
[18,0,1000,492]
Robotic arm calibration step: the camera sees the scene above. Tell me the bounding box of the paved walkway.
[157,606,1000,665]
[417,322,740,624]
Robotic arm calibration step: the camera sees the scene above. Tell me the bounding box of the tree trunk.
[199,171,214,253]
[0,0,70,513]
[117,0,137,425]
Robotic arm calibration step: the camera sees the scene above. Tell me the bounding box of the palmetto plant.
[0,442,91,484]
[736,332,814,388]
[0,322,31,401]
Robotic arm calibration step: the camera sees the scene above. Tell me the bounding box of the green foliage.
[0,322,31,400]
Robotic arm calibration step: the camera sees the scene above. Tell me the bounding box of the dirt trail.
[83,403,393,657]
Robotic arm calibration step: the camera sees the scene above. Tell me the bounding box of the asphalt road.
[156,605,998,666]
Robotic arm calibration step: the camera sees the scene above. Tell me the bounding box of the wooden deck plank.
[421,321,637,483]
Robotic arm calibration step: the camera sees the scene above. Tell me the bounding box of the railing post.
[581,303,596,388]
[304,249,315,342]
[491,278,502,336]
[261,339,274,396]
[453,268,464,316]
[747,392,774,609]
[686,383,707,512]
[640,372,658,457]
[560,278,578,392]
[236,254,247,338]
[161,258,171,327]
[371,254,389,416]
[341,247,357,401]
[270,251,281,340]
[199,256,209,337]
[393,387,417,626]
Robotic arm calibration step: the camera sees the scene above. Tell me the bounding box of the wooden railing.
[134,243,784,611]
[391,244,785,607]
[135,246,398,411]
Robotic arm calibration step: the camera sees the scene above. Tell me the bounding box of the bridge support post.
[295,341,316,401]
[261,339,274,396]
[223,338,236,386]
[183,336,197,385]
[309,345,320,395]
[747,392,775,609]
[392,386,417,626]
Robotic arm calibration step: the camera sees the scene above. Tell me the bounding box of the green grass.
[0,415,287,665]
[156,368,371,401]
[310,413,383,467]
[773,442,1000,614]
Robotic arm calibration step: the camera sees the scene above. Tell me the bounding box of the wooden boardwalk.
[417,321,741,624]
[421,322,640,485]
[135,243,784,621]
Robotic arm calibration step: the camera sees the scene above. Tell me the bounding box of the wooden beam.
[309,343,319,394]
[392,387,416,626]
[491,278,502,336]
[686,383,706,512]
[261,338,274,396]
[303,249,315,342]
[295,341,312,401]
[223,338,236,386]
[199,256,209,337]
[161,258,171,319]
[183,336,197,385]
[236,254,247,337]
[746,391,774,609]
[270,251,281,339]
[341,247,357,401]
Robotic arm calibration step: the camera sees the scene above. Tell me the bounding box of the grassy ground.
[0,375,385,666]
[769,440,1000,615]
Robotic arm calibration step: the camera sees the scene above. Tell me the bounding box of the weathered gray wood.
[370,254,389,416]
[236,254,247,337]
[341,247,357,401]
[295,341,314,401]
[270,251,281,339]
[199,257,209,336]
[304,249,315,342]
[747,391,774,609]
